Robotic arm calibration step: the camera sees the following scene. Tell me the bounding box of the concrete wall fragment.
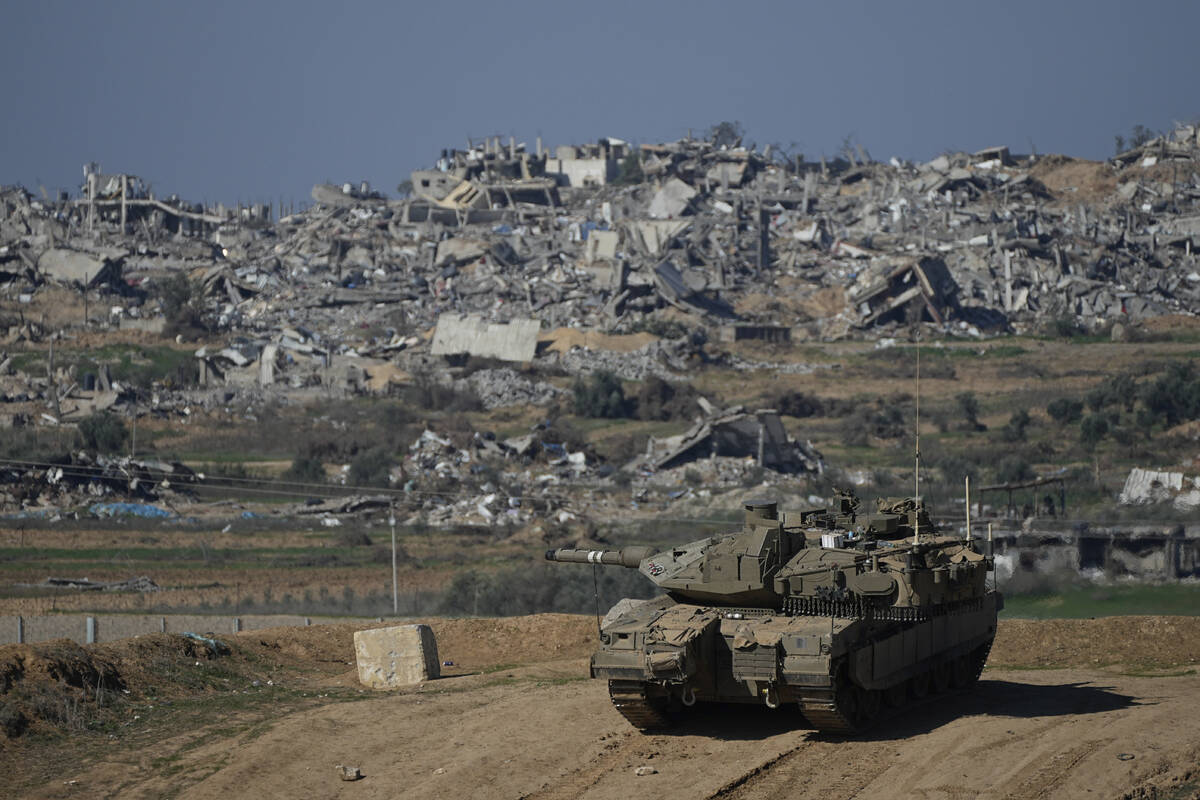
[353,624,440,688]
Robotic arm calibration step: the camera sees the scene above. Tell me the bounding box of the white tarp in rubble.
[431,313,539,362]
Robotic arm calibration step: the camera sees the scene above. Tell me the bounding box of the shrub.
[993,456,1034,484]
[1085,386,1107,412]
[955,392,986,432]
[156,273,208,340]
[78,412,128,453]
[282,454,326,484]
[1139,361,1200,427]
[1046,398,1084,425]
[572,371,630,418]
[612,152,645,186]
[399,374,482,413]
[1048,315,1084,339]
[348,446,396,488]
[1079,414,1109,449]
[635,377,696,421]
[839,399,908,445]
[774,390,824,418]
[336,530,372,547]
[999,409,1031,443]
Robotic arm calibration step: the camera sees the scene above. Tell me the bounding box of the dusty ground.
[3,615,1200,800]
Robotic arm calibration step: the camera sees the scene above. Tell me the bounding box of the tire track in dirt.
[516,731,645,800]
[999,738,1113,800]
[678,672,1200,800]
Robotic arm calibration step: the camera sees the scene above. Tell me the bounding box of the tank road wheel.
[909,670,931,699]
[950,654,973,688]
[834,679,859,724]
[608,680,674,731]
[884,682,908,708]
[856,687,882,724]
[968,638,994,684]
[931,660,952,693]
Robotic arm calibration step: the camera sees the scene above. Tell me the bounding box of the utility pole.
[48,341,60,421]
[389,506,398,616]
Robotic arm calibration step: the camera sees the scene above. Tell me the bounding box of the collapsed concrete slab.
[353,624,440,688]
[644,406,823,474]
[851,257,960,327]
[37,248,121,287]
[1119,467,1200,510]
[647,177,697,219]
[431,313,539,362]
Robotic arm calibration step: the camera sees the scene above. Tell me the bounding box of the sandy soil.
[22,666,1199,800]
[6,615,1200,800]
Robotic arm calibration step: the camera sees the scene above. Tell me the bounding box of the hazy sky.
[2,1,1197,206]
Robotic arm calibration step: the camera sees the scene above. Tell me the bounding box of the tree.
[1130,124,1157,148]
[1140,361,1200,428]
[282,454,326,484]
[999,409,1031,443]
[78,411,128,453]
[1046,398,1084,425]
[956,392,986,432]
[1080,414,1109,450]
[612,152,645,185]
[993,456,1034,485]
[573,371,630,419]
[348,446,396,488]
[156,273,207,340]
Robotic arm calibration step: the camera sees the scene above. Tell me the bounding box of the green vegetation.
[347,446,396,489]
[956,391,985,432]
[572,370,630,418]
[281,454,326,484]
[611,151,645,185]
[78,411,129,453]
[1046,397,1084,424]
[1002,584,1200,619]
[156,273,208,340]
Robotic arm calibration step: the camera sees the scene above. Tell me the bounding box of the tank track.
[800,637,994,736]
[608,680,672,730]
[797,688,857,734]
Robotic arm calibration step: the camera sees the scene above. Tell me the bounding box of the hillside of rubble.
[3,126,1200,534]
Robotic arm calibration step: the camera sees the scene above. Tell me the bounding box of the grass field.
[1001,583,1200,619]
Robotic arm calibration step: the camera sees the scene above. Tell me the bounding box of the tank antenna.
[964,475,971,542]
[913,327,921,545]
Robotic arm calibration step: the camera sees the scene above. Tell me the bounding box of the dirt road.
[28,658,1200,800]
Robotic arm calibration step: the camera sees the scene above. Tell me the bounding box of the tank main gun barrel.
[544,546,655,568]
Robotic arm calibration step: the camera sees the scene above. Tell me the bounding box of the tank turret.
[545,493,1001,734]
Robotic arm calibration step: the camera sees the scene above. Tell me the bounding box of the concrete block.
[353,624,440,688]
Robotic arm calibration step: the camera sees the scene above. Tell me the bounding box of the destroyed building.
[640,406,824,475]
[4,123,1200,514]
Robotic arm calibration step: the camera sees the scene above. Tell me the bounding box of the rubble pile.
[2,128,1196,355]
[0,453,196,511]
[454,368,565,410]
[3,126,1200,517]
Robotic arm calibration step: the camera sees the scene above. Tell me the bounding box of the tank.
[546,492,1001,734]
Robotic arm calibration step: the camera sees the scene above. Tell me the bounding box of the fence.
[0,613,358,645]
